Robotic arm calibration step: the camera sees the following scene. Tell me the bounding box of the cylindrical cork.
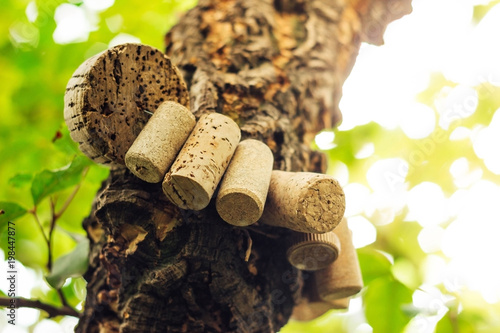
[287,232,341,271]
[329,297,350,310]
[291,275,348,322]
[259,171,345,233]
[216,139,273,226]
[162,113,241,210]
[125,102,196,183]
[315,218,363,301]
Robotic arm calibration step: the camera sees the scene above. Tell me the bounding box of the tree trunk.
[77,0,411,332]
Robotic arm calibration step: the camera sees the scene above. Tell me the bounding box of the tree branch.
[0,297,80,318]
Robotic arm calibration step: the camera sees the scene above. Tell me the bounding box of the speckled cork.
[125,101,195,183]
[162,113,241,210]
[216,139,273,226]
[287,231,341,271]
[315,218,363,301]
[64,43,189,166]
[259,171,345,233]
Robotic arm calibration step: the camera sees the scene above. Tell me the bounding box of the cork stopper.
[287,232,341,271]
[329,297,350,310]
[125,101,196,183]
[315,218,363,301]
[260,171,345,233]
[216,139,274,226]
[290,275,349,322]
[162,113,241,210]
[64,43,189,166]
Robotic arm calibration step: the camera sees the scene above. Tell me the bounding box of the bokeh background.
[1,0,500,332]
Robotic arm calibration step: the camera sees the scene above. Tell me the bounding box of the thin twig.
[0,297,80,318]
[241,229,253,262]
[29,208,49,245]
[48,199,75,312]
[56,288,71,308]
[47,197,57,271]
[55,167,89,219]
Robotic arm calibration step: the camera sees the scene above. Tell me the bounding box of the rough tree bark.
[77,0,411,332]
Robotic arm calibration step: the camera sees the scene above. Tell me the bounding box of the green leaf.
[0,201,27,225]
[358,247,392,285]
[46,238,89,289]
[364,276,413,333]
[52,126,80,156]
[30,155,92,205]
[473,1,500,24]
[8,173,33,188]
[435,313,454,333]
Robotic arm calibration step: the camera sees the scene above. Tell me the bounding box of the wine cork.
[64,43,189,165]
[329,297,350,310]
[260,171,345,233]
[216,139,273,226]
[291,300,333,322]
[287,232,341,271]
[315,218,363,301]
[162,113,241,210]
[125,102,196,183]
[291,275,348,321]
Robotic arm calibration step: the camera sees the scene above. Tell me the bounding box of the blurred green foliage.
[1,1,500,332]
[0,0,196,329]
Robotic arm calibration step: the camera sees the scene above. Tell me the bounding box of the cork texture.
[290,275,348,321]
[64,43,190,165]
[260,171,345,233]
[125,101,195,183]
[287,232,341,271]
[315,218,363,301]
[216,139,273,226]
[162,113,241,210]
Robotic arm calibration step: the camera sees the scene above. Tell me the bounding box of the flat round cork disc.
[64,43,190,166]
[287,232,341,271]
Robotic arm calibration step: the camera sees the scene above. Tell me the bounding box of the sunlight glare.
[435,85,478,130]
[60,316,79,332]
[18,308,40,327]
[422,255,447,286]
[109,33,141,48]
[34,319,65,333]
[441,180,500,302]
[328,161,349,187]
[364,158,408,223]
[399,103,436,139]
[472,109,500,174]
[449,126,471,141]
[366,206,395,226]
[418,226,445,253]
[0,324,26,333]
[344,183,371,217]
[449,157,482,188]
[367,158,408,194]
[355,143,374,159]
[26,1,38,23]
[83,0,115,11]
[315,131,336,150]
[406,182,448,227]
[347,216,377,248]
[53,4,94,44]
[353,323,373,333]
